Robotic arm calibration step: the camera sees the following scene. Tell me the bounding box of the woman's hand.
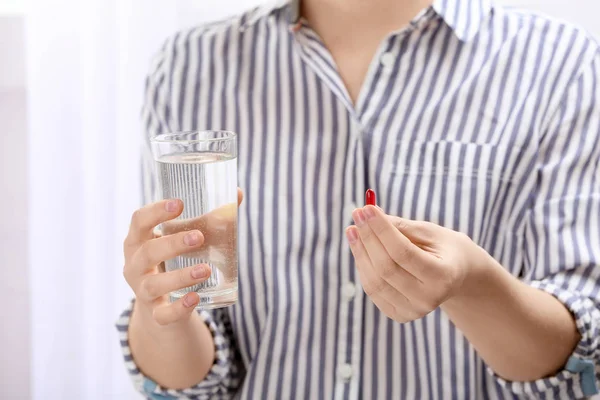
[123,188,243,326]
[123,198,211,326]
[346,205,485,322]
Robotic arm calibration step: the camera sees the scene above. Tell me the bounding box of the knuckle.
[130,209,142,227]
[178,268,190,287]
[359,228,372,241]
[420,220,440,234]
[167,233,183,254]
[138,241,155,266]
[412,221,429,233]
[141,277,160,299]
[123,236,139,259]
[153,311,168,326]
[458,231,472,243]
[394,218,411,232]
[122,236,132,252]
[122,264,139,289]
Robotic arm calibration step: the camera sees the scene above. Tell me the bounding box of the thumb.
[388,216,438,245]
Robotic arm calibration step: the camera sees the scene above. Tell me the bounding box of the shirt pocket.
[378,140,536,247]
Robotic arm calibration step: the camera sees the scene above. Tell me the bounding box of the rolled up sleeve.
[492,47,600,398]
[116,301,243,399]
[491,280,600,398]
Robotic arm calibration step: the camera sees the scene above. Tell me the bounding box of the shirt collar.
[432,0,494,41]
[244,0,494,42]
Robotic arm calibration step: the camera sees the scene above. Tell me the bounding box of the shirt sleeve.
[491,47,600,398]
[116,301,243,400]
[115,36,244,399]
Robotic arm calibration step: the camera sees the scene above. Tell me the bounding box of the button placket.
[334,124,365,400]
[342,282,356,300]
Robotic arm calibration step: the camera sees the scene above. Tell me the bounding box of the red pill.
[365,189,376,206]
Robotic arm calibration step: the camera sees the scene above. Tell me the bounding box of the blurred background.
[0,0,598,399]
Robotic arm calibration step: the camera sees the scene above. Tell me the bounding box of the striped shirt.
[116,0,600,398]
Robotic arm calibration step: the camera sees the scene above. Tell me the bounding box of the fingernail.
[364,206,375,219]
[191,264,209,279]
[165,200,179,212]
[346,228,358,244]
[353,209,366,226]
[184,231,201,246]
[183,292,198,308]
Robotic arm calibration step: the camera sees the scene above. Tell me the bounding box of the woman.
[118,0,600,398]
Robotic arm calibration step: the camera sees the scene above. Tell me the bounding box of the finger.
[153,292,200,326]
[237,188,244,206]
[389,216,437,246]
[160,202,237,236]
[139,264,211,302]
[362,206,436,281]
[156,190,242,237]
[346,226,411,319]
[126,199,183,247]
[346,225,377,279]
[132,230,205,273]
[352,209,423,291]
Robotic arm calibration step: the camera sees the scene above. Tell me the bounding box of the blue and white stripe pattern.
[116,0,600,398]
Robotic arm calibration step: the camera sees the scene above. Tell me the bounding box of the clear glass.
[150,131,238,309]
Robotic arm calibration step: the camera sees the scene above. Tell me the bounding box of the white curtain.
[23,0,599,399]
[25,0,259,398]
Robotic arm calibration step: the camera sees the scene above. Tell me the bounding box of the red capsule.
[365,189,376,206]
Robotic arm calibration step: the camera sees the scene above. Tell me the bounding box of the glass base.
[171,288,238,310]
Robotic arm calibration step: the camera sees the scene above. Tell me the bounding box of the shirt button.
[380,52,395,69]
[342,282,356,300]
[338,364,353,380]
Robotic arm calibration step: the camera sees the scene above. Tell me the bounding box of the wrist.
[130,298,198,340]
[444,246,505,310]
[128,299,217,389]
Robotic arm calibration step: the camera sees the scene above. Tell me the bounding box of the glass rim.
[151,130,237,144]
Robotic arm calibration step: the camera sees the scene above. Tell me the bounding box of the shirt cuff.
[115,299,240,399]
[488,281,600,398]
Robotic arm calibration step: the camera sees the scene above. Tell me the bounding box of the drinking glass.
[150,131,238,309]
